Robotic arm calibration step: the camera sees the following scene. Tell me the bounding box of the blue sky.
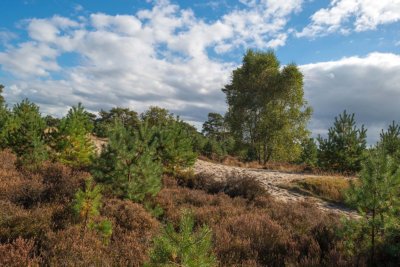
[1,0,400,143]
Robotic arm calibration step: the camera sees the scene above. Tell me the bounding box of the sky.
[0,0,400,144]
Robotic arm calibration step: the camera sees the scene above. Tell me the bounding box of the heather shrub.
[0,237,41,267]
[43,226,112,266]
[0,150,44,207]
[155,187,355,266]
[0,201,52,242]
[188,172,267,201]
[102,198,159,233]
[156,187,248,226]
[102,198,159,266]
[214,212,293,266]
[223,174,267,201]
[40,162,89,203]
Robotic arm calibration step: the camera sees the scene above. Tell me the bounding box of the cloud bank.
[302,52,400,144]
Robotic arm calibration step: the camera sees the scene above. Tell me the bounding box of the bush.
[0,201,52,242]
[40,162,89,203]
[0,237,41,267]
[102,199,159,266]
[43,226,112,266]
[155,187,357,266]
[0,150,44,208]
[185,172,267,201]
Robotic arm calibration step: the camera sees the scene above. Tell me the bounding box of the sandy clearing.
[194,159,359,218]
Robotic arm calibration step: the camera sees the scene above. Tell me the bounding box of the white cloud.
[0,0,302,123]
[298,0,400,37]
[301,52,400,143]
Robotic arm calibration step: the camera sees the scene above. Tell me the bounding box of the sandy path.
[194,160,358,218]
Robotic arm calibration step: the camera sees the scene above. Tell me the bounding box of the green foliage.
[141,106,174,127]
[317,110,367,173]
[201,112,236,160]
[57,103,95,168]
[73,178,102,224]
[0,84,5,107]
[299,138,318,167]
[146,210,216,267]
[90,219,113,245]
[202,113,226,140]
[223,50,312,163]
[343,148,400,264]
[73,178,112,243]
[94,107,140,137]
[4,99,47,168]
[93,119,162,202]
[202,138,225,160]
[44,115,60,128]
[140,106,197,174]
[155,119,197,175]
[379,121,400,161]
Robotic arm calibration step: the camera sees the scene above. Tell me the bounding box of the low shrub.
[155,187,358,266]
[188,172,267,201]
[43,226,112,266]
[0,237,41,267]
[102,199,160,266]
[40,162,89,203]
[0,201,52,242]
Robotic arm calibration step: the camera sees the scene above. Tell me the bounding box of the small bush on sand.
[186,172,267,201]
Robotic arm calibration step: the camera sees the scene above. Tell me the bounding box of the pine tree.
[73,178,112,243]
[0,85,9,149]
[94,119,162,202]
[202,113,226,141]
[4,99,47,168]
[317,110,367,173]
[299,138,318,167]
[146,210,216,267]
[344,147,400,264]
[379,121,400,161]
[57,103,95,169]
[155,120,197,175]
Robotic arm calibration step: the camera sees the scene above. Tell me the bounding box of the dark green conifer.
[94,119,162,202]
[318,110,367,173]
[4,99,47,168]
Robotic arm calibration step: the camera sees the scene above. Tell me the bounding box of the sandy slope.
[194,159,359,218]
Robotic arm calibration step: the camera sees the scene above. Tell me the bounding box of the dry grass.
[287,177,354,204]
